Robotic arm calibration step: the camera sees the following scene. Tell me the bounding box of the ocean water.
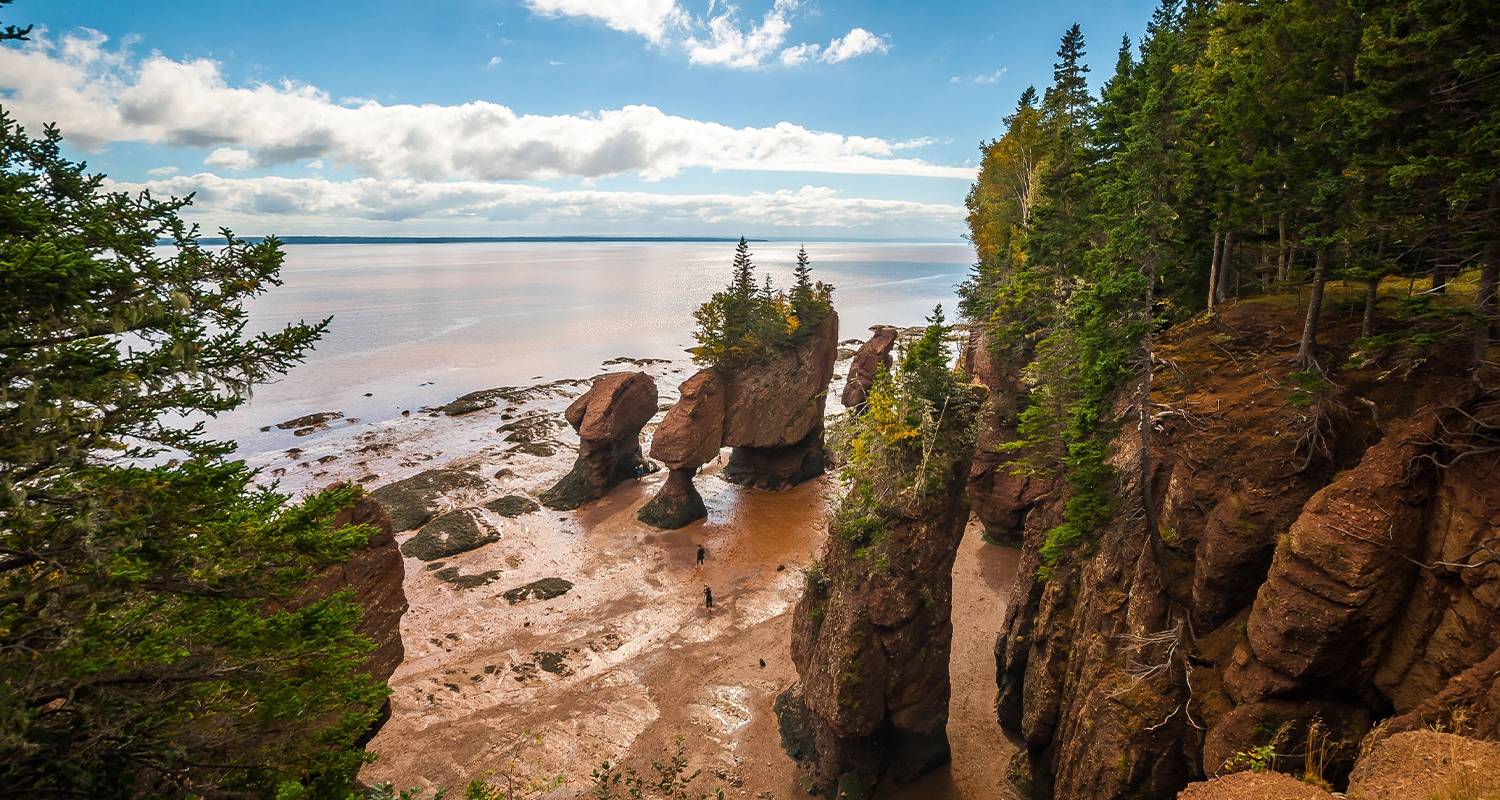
[210,240,973,452]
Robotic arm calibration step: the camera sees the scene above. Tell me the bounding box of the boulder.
[540,371,657,510]
[369,467,489,532]
[1177,771,1334,800]
[503,577,574,604]
[840,326,897,411]
[400,508,498,561]
[721,310,839,452]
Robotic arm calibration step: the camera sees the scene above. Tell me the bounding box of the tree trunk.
[1216,232,1235,305]
[1362,234,1387,340]
[1474,180,1500,372]
[1139,254,1159,540]
[1277,212,1289,282]
[1432,258,1449,294]
[1207,231,1221,314]
[1361,277,1379,339]
[1297,246,1329,369]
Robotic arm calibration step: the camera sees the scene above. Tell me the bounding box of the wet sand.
[250,353,1020,798]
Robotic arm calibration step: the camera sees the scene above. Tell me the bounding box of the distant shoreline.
[157,235,964,246]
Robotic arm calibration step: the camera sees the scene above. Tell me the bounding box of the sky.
[0,0,1157,240]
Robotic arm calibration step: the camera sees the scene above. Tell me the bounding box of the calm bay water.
[212,240,973,452]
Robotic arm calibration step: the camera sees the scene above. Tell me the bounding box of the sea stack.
[540,371,657,510]
[638,312,838,529]
[840,325,898,413]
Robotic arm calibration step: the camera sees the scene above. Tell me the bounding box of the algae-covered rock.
[503,577,574,604]
[369,468,489,531]
[636,468,706,529]
[485,495,540,517]
[433,566,502,589]
[400,509,497,561]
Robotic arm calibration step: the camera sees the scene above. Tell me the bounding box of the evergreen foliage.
[835,308,983,565]
[690,238,832,367]
[963,0,1500,572]
[0,97,383,799]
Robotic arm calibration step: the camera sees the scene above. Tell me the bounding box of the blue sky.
[1,0,1156,239]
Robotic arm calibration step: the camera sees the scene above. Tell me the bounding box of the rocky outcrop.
[639,314,838,528]
[1179,731,1500,800]
[1366,644,1500,743]
[841,326,897,411]
[988,297,1499,800]
[776,388,980,796]
[961,326,1054,545]
[303,493,408,683]
[541,371,657,510]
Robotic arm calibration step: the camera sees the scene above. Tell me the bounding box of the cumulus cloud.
[686,0,795,69]
[146,165,178,176]
[776,26,889,67]
[0,31,968,181]
[523,0,686,44]
[104,173,964,233]
[525,0,889,70]
[204,147,254,171]
[818,28,889,64]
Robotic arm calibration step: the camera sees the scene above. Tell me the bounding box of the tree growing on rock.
[690,238,832,367]
[0,104,384,797]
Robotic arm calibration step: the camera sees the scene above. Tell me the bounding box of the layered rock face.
[982,298,1500,799]
[776,404,980,796]
[541,371,657,510]
[961,327,1054,546]
[840,326,898,412]
[639,314,838,528]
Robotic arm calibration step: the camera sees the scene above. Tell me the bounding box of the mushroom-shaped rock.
[649,370,725,470]
[540,371,657,510]
[721,311,839,489]
[840,326,898,411]
[637,314,839,528]
[636,467,707,530]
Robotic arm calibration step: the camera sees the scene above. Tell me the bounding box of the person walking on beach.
[704,585,713,609]
[696,544,706,566]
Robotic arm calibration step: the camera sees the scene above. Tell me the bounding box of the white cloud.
[204,147,253,171]
[524,0,888,70]
[778,42,819,67]
[104,173,965,234]
[146,165,178,176]
[817,28,889,64]
[973,67,1006,84]
[776,26,890,68]
[523,0,686,44]
[305,159,325,170]
[0,31,970,180]
[686,0,795,69]
[485,55,503,69]
[949,75,960,84]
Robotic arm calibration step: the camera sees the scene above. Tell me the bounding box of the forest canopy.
[960,0,1498,570]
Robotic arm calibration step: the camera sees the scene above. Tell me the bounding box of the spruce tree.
[0,113,385,796]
